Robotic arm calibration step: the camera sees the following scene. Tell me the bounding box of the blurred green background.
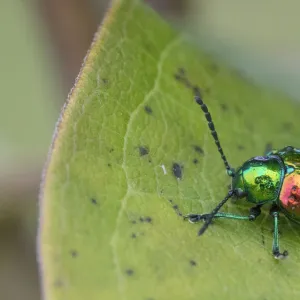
[1,1,299,299]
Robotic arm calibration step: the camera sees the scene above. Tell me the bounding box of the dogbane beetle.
[179,74,300,260]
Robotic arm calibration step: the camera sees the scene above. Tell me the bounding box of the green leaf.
[39,0,300,299]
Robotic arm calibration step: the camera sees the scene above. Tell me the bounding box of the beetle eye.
[235,188,247,198]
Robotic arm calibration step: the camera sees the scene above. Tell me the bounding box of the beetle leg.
[270,206,288,259]
[184,204,262,224]
[249,205,262,220]
[184,212,249,224]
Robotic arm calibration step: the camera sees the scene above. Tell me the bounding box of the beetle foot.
[273,250,288,260]
[184,213,210,223]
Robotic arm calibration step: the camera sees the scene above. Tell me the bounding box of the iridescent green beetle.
[184,86,300,260]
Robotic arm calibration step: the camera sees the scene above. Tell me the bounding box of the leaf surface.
[39,1,300,299]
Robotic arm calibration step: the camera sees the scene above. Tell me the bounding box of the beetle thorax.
[232,156,285,205]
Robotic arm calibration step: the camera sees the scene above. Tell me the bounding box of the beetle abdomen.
[279,171,300,223]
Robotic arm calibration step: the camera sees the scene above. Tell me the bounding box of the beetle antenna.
[198,190,235,235]
[193,86,234,177]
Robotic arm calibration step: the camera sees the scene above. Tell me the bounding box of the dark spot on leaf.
[209,63,219,73]
[139,146,149,156]
[91,198,98,205]
[140,216,152,223]
[174,67,185,81]
[148,159,152,163]
[131,220,137,224]
[190,260,197,266]
[102,78,108,84]
[174,73,181,81]
[131,233,137,239]
[178,67,185,75]
[185,80,193,88]
[172,163,183,179]
[193,145,204,155]
[145,216,152,223]
[282,122,293,131]
[107,163,112,167]
[220,103,228,111]
[193,158,199,164]
[70,249,78,258]
[125,269,134,276]
[237,145,245,151]
[109,148,114,153]
[144,105,153,114]
[174,70,206,100]
[174,68,192,88]
[54,279,64,288]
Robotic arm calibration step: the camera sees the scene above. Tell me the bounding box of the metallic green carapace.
[232,155,285,204]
